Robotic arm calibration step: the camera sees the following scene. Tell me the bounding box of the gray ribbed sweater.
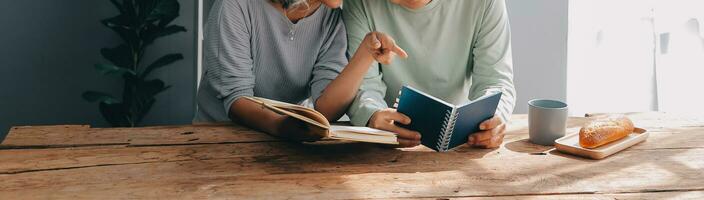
[195,0,348,122]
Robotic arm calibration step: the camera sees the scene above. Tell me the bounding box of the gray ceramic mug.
[528,99,568,146]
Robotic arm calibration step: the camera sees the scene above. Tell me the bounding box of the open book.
[242,96,398,144]
[395,86,502,152]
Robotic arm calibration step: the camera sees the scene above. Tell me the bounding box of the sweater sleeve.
[204,0,255,117]
[469,0,517,123]
[310,10,348,105]
[342,0,389,126]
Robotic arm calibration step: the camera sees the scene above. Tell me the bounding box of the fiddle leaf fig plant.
[83,0,186,127]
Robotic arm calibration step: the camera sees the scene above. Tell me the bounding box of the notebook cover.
[395,86,454,151]
[447,92,502,150]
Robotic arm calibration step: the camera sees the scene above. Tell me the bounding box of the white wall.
[567,0,704,116]
[198,0,217,88]
[0,0,198,140]
[506,0,569,114]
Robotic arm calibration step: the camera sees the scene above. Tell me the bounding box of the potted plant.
[83,0,186,127]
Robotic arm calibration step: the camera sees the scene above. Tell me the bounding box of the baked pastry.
[579,115,635,148]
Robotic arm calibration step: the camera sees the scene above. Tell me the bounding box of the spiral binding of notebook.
[393,90,402,109]
[436,110,459,152]
[394,85,502,152]
[395,88,459,152]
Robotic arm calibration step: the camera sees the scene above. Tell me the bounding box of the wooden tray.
[555,127,649,159]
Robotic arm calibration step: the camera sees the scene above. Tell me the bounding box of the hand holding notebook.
[395,86,502,152]
[367,108,422,147]
[467,115,506,149]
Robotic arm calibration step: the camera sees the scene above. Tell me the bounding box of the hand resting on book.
[275,116,326,142]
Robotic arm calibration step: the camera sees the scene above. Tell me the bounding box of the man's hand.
[368,108,421,147]
[467,116,506,149]
[361,32,408,65]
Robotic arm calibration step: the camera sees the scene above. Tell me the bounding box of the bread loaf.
[579,115,635,148]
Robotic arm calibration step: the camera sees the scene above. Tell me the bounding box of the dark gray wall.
[506,0,569,114]
[0,0,197,140]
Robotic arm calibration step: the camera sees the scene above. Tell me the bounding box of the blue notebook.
[395,86,502,152]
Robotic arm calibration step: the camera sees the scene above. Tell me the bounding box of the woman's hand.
[360,32,408,65]
[315,32,408,121]
[368,108,421,147]
[229,98,324,142]
[274,115,326,142]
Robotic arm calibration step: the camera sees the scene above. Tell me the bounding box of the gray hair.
[271,0,309,10]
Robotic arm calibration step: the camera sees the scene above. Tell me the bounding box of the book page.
[329,125,396,136]
[242,97,329,130]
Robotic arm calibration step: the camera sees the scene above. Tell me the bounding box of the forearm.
[229,98,324,141]
[315,49,376,121]
[471,0,515,122]
[228,98,286,136]
[347,74,389,126]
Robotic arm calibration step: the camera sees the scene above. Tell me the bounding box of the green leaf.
[135,98,156,126]
[146,0,180,23]
[109,0,123,14]
[137,0,154,22]
[139,79,170,98]
[99,102,133,127]
[156,25,187,37]
[101,15,131,31]
[141,54,183,77]
[95,63,136,77]
[101,16,140,48]
[127,79,169,122]
[101,44,132,68]
[124,0,137,20]
[82,91,119,104]
[158,15,179,28]
[142,25,186,45]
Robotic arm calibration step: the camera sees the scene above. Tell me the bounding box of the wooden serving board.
[555,127,649,159]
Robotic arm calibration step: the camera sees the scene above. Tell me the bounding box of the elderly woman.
[196,0,414,145]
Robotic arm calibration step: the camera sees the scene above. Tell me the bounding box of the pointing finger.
[392,45,408,59]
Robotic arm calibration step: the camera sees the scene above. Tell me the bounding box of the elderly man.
[344,0,517,148]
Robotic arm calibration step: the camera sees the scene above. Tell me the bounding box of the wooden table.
[1,113,703,199]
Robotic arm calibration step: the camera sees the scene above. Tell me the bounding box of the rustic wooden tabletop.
[1,113,703,199]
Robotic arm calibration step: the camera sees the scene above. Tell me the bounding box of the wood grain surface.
[1,113,702,199]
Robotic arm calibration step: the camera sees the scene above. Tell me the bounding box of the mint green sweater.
[344,0,516,126]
